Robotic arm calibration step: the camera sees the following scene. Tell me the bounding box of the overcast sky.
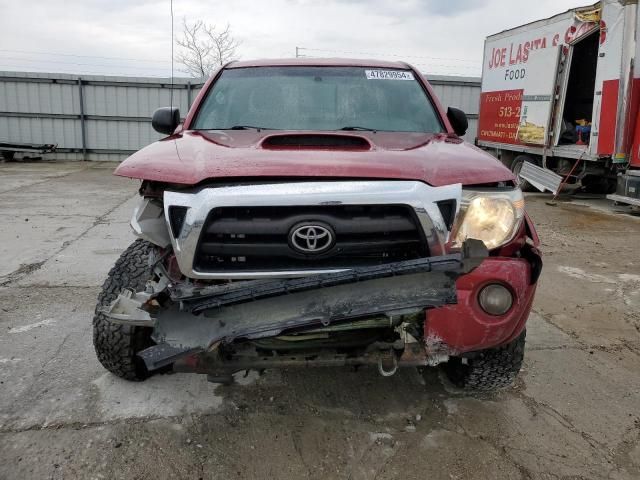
[0,0,590,78]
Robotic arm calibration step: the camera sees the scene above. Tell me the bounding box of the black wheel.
[582,175,616,194]
[511,155,537,192]
[442,330,526,391]
[93,239,156,381]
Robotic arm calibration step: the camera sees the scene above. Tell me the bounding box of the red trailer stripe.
[597,79,618,155]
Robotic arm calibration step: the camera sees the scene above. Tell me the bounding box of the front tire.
[93,239,156,381]
[442,331,526,391]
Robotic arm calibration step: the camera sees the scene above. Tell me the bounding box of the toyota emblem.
[289,223,335,254]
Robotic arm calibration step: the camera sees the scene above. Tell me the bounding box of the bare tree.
[176,19,240,78]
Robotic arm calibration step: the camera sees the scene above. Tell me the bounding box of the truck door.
[516,46,563,146]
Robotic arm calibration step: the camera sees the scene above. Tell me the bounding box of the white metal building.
[0,71,480,161]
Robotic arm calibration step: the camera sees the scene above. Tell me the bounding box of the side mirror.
[447,107,468,136]
[152,107,180,135]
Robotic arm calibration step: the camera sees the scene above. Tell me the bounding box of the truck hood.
[114,130,514,187]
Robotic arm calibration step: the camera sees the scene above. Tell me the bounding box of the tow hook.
[377,351,399,377]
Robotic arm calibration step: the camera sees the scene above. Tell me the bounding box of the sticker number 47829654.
[365,70,415,80]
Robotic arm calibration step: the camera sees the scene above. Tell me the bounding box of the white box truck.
[478,0,640,204]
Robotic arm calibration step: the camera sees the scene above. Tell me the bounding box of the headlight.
[451,189,525,250]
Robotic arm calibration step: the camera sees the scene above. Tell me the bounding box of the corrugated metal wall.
[0,72,204,161]
[0,71,479,161]
[427,75,480,143]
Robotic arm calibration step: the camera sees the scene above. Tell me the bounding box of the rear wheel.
[92,239,156,381]
[1,151,16,162]
[511,155,537,192]
[582,175,617,194]
[442,331,526,391]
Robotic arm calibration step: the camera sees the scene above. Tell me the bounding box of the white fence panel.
[0,71,479,160]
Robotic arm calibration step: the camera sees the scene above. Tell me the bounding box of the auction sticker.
[365,70,414,80]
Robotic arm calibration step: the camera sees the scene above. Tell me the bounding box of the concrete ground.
[0,161,639,480]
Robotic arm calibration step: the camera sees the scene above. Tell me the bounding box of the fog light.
[478,284,513,316]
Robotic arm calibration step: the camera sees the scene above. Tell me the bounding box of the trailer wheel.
[582,175,616,194]
[511,155,538,192]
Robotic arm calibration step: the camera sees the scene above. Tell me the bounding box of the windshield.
[191,66,444,133]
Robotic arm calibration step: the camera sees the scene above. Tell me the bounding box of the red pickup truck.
[94,58,541,391]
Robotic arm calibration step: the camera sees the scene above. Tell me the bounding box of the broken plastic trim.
[104,240,488,370]
[99,289,155,327]
[173,238,486,314]
[106,240,487,372]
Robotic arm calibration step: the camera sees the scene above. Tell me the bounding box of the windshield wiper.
[227,125,270,131]
[339,126,378,132]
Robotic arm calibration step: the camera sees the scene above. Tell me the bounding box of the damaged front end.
[102,239,488,381]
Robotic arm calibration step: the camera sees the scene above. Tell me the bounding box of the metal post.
[295,46,299,58]
[77,77,87,161]
[187,81,192,109]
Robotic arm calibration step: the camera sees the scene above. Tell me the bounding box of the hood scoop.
[260,133,372,150]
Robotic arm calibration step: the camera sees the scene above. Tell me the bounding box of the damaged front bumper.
[425,250,540,356]
[102,240,488,375]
